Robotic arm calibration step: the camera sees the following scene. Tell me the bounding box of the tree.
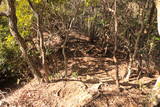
[27,0,50,82]
[0,0,41,80]
[113,0,120,91]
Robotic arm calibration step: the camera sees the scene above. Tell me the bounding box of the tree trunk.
[6,0,41,79]
[124,3,145,81]
[27,0,50,82]
[113,0,120,91]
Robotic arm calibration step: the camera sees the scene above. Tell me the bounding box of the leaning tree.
[0,0,42,80]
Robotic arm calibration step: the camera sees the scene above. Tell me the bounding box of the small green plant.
[54,72,62,79]
[71,72,78,78]
[48,75,53,81]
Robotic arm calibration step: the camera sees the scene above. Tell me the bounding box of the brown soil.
[0,59,157,107]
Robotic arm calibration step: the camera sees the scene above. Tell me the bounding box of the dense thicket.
[0,0,160,87]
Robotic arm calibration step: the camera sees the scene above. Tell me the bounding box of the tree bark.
[6,0,41,79]
[113,0,120,91]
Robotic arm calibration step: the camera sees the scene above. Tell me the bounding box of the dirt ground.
[0,57,158,107]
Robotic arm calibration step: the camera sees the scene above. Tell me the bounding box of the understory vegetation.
[0,0,160,106]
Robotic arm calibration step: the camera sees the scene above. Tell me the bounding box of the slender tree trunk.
[27,0,50,82]
[113,0,120,91]
[124,4,145,81]
[148,1,155,26]
[62,18,74,78]
[62,34,68,78]
[146,1,155,74]
[6,0,41,79]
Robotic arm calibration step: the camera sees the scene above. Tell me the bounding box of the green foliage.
[84,0,100,7]
[54,72,63,78]
[0,17,9,41]
[33,0,42,3]
[0,1,31,81]
[0,42,19,70]
[0,1,7,12]
[154,36,160,41]
[16,0,33,38]
[0,17,18,71]
[71,72,78,78]
[0,0,160,88]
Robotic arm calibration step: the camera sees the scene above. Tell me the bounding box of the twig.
[62,18,75,78]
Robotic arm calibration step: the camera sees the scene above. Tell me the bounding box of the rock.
[56,81,100,107]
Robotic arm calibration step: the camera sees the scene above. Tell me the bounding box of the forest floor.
[0,31,159,107]
[0,62,157,107]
